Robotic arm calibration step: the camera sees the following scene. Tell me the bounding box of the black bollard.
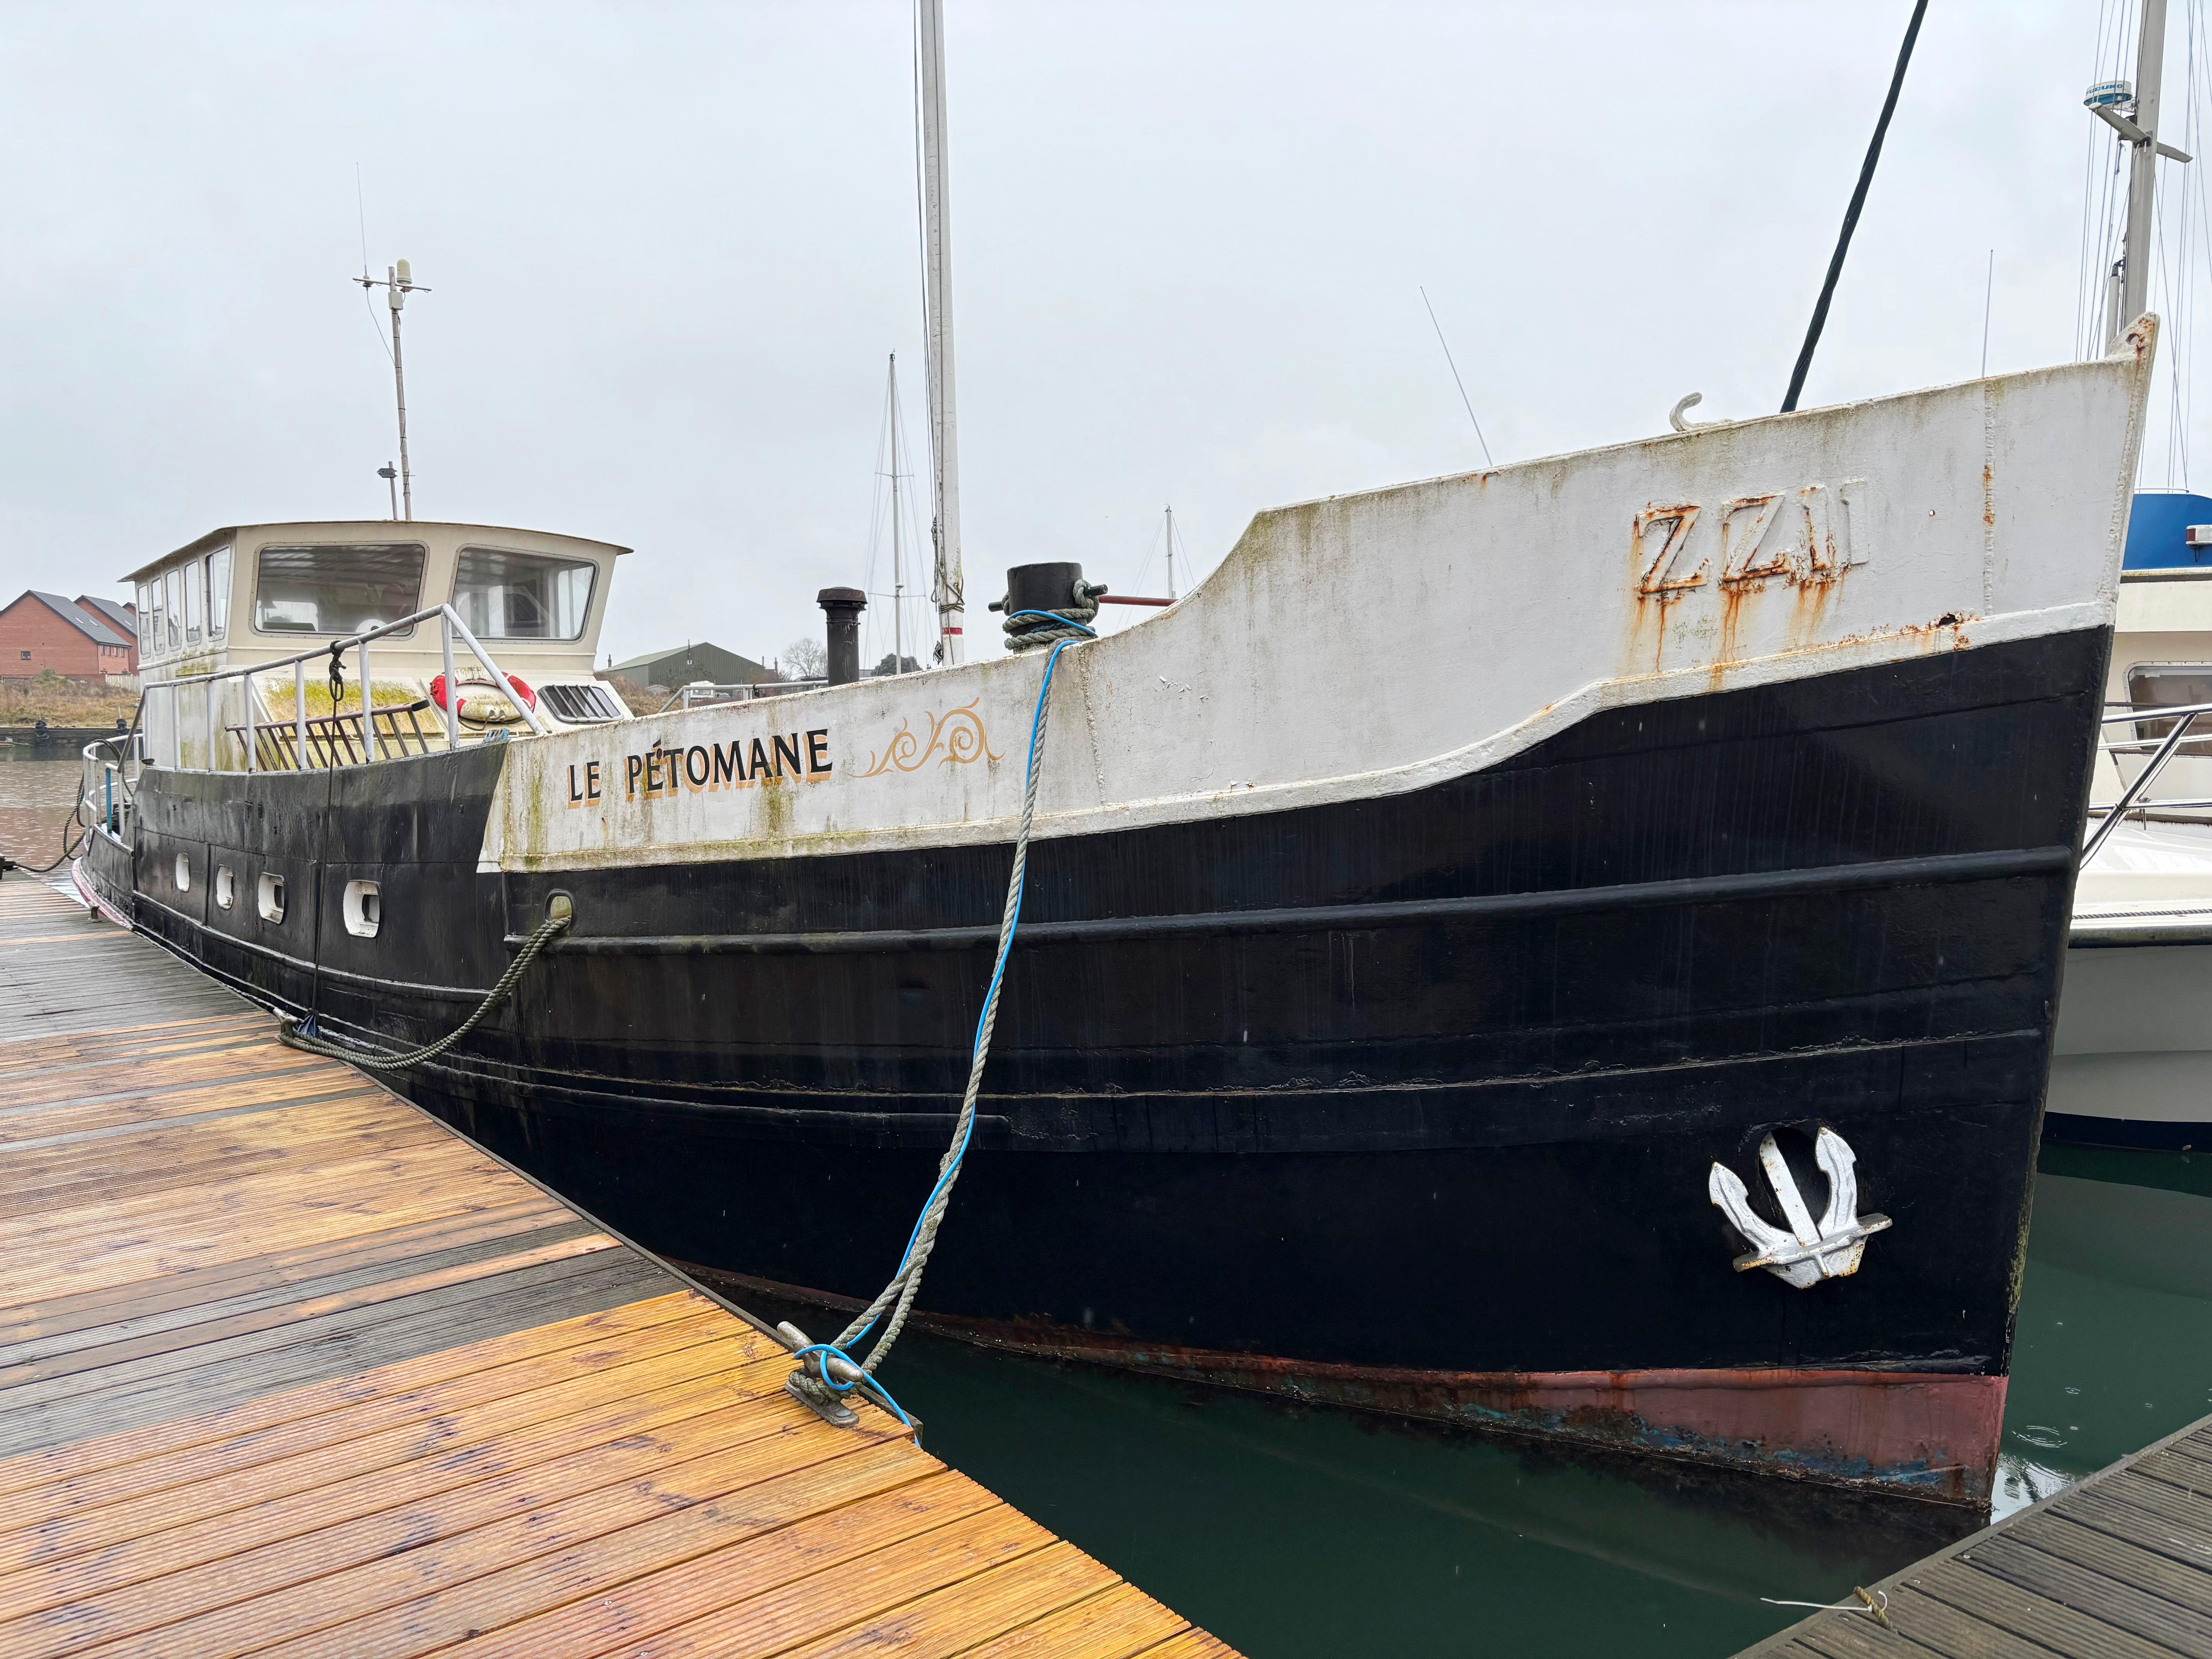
[1000,563,1087,619]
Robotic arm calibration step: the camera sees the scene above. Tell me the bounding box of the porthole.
[213,866,235,910]
[173,854,190,893]
[343,879,381,939]
[257,872,287,924]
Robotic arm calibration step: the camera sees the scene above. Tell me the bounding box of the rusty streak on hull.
[696,1264,2006,1508]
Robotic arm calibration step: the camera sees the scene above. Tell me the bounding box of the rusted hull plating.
[701,1266,2006,1504]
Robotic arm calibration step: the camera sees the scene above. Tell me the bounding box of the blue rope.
[797,623,1094,1428]
[792,1343,914,1427]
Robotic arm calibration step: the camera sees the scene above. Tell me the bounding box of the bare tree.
[781,637,827,680]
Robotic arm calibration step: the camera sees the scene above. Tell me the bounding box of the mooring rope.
[785,618,1095,1429]
[1761,1588,1890,1627]
[0,815,88,877]
[1002,591,1100,650]
[277,902,572,1071]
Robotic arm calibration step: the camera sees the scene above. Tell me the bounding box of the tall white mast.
[2091,0,2190,350]
[888,354,905,675]
[2124,0,2170,336]
[918,0,965,664]
[1164,505,1177,601]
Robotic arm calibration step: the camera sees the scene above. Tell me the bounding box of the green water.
[844,1145,2212,1657]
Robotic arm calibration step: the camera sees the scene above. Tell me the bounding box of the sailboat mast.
[2124,0,2171,336]
[2095,0,2190,350]
[1164,505,1177,601]
[889,354,904,675]
[919,0,965,665]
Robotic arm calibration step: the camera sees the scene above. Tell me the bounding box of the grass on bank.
[0,672,141,729]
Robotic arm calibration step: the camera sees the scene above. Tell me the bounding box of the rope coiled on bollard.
[1001,585,1101,650]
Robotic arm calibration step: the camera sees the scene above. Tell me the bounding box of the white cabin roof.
[121,521,629,584]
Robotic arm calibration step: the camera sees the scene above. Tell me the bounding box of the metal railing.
[144,604,548,775]
[79,735,139,845]
[654,678,827,713]
[2083,699,2212,862]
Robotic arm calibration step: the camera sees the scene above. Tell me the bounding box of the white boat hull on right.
[2056,819,2212,1147]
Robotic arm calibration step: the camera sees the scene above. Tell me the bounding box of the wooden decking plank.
[0,1048,327,1110]
[0,1087,420,1168]
[1907,1567,2185,1659]
[280,1464,996,1659]
[2140,1446,2212,1494]
[0,1082,387,1151]
[767,1538,1123,1659]
[956,1584,1191,1659]
[0,1139,506,1267]
[2004,1512,2212,1616]
[0,1316,739,1565]
[2065,1480,2212,1570]
[0,890,1233,1658]
[0,1199,575,1352]
[0,1152,548,1300]
[0,1293,714,1505]
[1128,1635,1246,1659]
[0,1254,672,1458]
[0,1343,785,1610]
[0,1232,620,1388]
[0,1032,281,1089]
[0,1384,838,1652]
[1957,1534,2212,1657]
[0,1244,647,1419]
[616,1511,1061,1659]
[78,1437,938,1659]
[0,1113,453,1216]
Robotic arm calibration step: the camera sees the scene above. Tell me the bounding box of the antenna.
[353,260,431,519]
[1418,287,1494,468]
[1980,249,1994,378]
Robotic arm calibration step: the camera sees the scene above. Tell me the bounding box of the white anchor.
[1708,1128,1891,1289]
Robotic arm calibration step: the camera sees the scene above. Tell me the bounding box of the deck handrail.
[143,603,548,774]
[2087,701,2212,858]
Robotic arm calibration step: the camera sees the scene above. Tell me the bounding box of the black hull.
[86,627,2109,1500]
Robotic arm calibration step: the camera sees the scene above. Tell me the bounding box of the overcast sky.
[0,1,2192,670]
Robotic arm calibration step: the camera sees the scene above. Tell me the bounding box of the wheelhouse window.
[452,547,596,641]
[206,546,232,640]
[253,544,425,637]
[183,556,203,645]
[2128,664,2212,758]
[163,568,182,651]
[136,582,155,652]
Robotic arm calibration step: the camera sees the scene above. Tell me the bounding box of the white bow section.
[1707,1128,1892,1289]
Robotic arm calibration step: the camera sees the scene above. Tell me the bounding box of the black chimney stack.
[817,587,867,685]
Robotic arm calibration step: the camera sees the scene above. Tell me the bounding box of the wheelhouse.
[122,521,634,770]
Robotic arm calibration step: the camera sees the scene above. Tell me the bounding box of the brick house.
[74,595,139,673]
[0,591,135,682]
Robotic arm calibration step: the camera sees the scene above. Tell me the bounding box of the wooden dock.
[0,876,1236,1659]
[1739,1409,2212,1657]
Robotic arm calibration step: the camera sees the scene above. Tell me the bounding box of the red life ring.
[430,672,537,726]
[431,673,536,711]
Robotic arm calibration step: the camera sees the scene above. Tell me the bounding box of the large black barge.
[77,331,2157,1504]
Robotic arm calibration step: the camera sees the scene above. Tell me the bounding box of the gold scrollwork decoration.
[856,698,1003,778]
